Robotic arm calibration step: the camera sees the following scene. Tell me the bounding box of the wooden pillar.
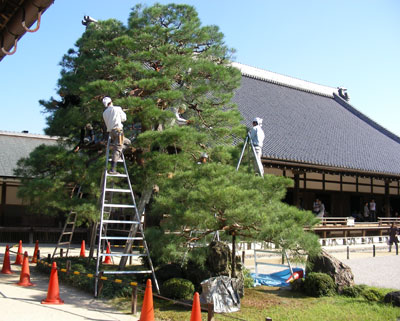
[385,179,390,217]
[293,173,300,208]
[0,181,6,226]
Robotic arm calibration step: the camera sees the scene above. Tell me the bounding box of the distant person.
[388,222,398,252]
[317,200,325,218]
[363,202,370,222]
[313,198,321,215]
[102,96,130,175]
[369,199,376,222]
[249,117,265,175]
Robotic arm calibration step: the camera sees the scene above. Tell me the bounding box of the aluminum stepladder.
[52,211,77,259]
[236,132,264,177]
[94,135,159,297]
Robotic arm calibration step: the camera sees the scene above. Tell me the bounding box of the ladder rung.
[105,188,131,193]
[62,232,73,235]
[100,253,147,257]
[108,159,124,163]
[100,236,143,240]
[102,270,153,275]
[58,242,71,246]
[102,219,140,224]
[103,204,136,208]
[106,173,127,178]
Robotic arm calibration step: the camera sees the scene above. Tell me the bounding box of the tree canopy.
[16,3,320,265]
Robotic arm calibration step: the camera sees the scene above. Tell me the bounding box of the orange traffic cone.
[17,251,35,286]
[190,292,202,321]
[13,240,23,265]
[31,240,39,263]
[103,242,112,264]
[41,262,64,305]
[139,279,155,321]
[80,240,86,257]
[1,245,13,274]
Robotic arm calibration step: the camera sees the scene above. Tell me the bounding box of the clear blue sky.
[1,0,399,137]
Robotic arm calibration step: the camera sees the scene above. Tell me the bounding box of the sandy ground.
[0,243,139,321]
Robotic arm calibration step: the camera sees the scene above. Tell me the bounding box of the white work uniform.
[103,106,126,132]
[249,124,265,175]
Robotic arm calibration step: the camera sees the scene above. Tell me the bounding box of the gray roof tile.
[233,75,400,176]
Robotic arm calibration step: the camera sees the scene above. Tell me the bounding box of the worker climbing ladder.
[94,136,159,297]
[52,211,78,259]
[236,132,264,177]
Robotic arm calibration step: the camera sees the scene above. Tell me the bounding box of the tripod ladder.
[236,132,264,177]
[94,136,159,297]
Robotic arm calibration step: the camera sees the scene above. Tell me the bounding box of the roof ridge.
[0,130,59,140]
[231,62,338,98]
[333,94,400,145]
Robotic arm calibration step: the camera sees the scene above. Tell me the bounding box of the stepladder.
[236,132,264,177]
[95,135,159,297]
[52,211,77,259]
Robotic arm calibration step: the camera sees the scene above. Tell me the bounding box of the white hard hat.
[102,96,112,107]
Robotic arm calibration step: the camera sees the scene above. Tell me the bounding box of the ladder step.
[102,270,153,275]
[105,188,131,193]
[106,173,127,178]
[62,232,73,235]
[102,219,140,224]
[58,242,71,246]
[100,236,143,240]
[108,158,124,163]
[103,204,136,208]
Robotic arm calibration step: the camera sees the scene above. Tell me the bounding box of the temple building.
[232,62,400,218]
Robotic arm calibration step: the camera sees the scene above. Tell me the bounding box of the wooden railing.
[377,217,400,226]
[317,217,355,226]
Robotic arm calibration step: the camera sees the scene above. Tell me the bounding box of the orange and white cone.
[1,245,13,274]
[17,251,35,286]
[103,242,112,264]
[139,279,155,321]
[79,240,86,257]
[41,262,64,304]
[190,292,202,321]
[13,240,23,265]
[31,240,39,263]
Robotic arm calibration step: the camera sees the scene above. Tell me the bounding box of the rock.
[306,249,354,292]
[205,241,245,297]
[384,291,400,307]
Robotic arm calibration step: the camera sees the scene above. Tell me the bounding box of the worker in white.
[249,117,265,175]
[102,96,129,174]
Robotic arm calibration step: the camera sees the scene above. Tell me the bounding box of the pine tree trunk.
[231,233,236,278]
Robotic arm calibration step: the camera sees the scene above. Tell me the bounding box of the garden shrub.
[361,288,384,302]
[156,263,184,283]
[341,285,362,297]
[291,277,305,293]
[243,267,255,288]
[161,278,195,300]
[304,272,336,297]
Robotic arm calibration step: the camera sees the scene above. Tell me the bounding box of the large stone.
[205,241,244,297]
[306,249,354,292]
[384,291,400,307]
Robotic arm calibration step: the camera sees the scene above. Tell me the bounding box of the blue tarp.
[251,268,304,287]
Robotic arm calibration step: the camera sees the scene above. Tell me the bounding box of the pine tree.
[16,4,320,271]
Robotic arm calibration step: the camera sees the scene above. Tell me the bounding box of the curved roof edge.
[231,62,339,98]
[333,94,400,145]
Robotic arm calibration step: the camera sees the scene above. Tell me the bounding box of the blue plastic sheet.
[251,268,304,287]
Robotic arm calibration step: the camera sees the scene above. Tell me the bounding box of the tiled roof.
[232,63,400,176]
[0,131,59,177]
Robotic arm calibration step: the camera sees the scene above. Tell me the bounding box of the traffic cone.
[139,279,154,321]
[17,251,35,286]
[103,242,112,264]
[31,240,39,263]
[1,245,13,274]
[41,262,64,305]
[79,240,86,257]
[13,240,23,265]
[190,292,202,321]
